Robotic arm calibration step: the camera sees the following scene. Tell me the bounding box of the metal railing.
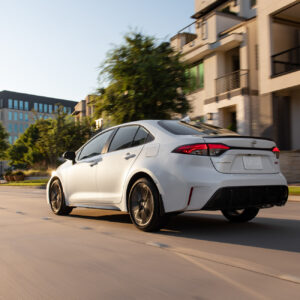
[176,21,197,48]
[216,69,248,95]
[272,46,300,76]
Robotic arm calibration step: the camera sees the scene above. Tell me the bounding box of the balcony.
[272,46,300,77]
[170,21,197,51]
[216,69,248,95]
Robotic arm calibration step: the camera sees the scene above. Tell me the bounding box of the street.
[0,187,300,299]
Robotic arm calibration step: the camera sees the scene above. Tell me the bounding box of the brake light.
[173,144,208,155]
[173,143,230,156]
[272,146,280,159]
[208,144,230,156]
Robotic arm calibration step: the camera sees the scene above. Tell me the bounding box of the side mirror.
[63,151,76,164]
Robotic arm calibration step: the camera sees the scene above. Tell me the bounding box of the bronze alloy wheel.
[129,178,166,232]
[49,179,73,215]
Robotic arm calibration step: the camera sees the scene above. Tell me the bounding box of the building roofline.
[0,90,77,104]
[191,0,230,19]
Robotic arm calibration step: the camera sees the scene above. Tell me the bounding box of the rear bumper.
[202,185,288,211]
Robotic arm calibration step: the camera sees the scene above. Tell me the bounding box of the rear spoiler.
[202,135,275,142]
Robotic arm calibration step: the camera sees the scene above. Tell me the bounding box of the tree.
[0,122,9,160]
[94,32,190,124]
[7,108,93,169]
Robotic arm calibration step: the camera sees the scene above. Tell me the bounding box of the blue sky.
[0,0,194,101]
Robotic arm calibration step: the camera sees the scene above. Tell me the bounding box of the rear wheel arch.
[126,172,165,215]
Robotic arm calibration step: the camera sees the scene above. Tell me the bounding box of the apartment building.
[72,94,97,122]
[171,0,300,152]
[171,0,258,136]
[257,0,300,150]
[0,90,77,144]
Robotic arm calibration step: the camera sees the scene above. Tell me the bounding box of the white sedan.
[47,120,288,231]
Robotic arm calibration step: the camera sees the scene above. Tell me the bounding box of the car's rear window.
[158,120,237,136]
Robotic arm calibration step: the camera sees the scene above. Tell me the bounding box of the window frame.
[185,60,204,94]
[107,125,139,153]
[76,129,115,161]
[107,125,154,153]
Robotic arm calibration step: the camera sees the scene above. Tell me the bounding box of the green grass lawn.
[289,186,300,196]
[1,178,49,186]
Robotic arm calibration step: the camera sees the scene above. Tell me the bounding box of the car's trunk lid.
[203,136,279,174]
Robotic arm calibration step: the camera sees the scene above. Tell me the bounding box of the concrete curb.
[0,185,46,189]
[288,196,300,202]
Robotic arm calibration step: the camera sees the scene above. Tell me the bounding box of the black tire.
[221,207,259,223]
[128,177,166,232]
[49,179,73,215]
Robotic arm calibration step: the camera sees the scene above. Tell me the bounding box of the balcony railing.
[177,21,197,49]
[272,46,300,76]
[216,69,248,95]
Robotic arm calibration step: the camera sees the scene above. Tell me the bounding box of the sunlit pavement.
[0,187,300,299]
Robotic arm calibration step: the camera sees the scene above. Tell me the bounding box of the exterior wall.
[280,151,300,183]
[205,94,250,134]
[251,93,273,138]
[187,89,205,118]
[258,0,300,94]
[290,92,300,150]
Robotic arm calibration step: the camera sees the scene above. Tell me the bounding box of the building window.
[8,111,12,121]
[39,114,43,119]
[9,136,12,144]
[25,101,29,111]
[8,99,13,109]
[67,107,71,114]
[14,136,18,143]
[19,100,23,110]
[25,113,29,121]
[201,22,207,40]
[34,103,38,111]
[14,123,18,133]
[14,112,18,121]
[44,104,48,113]
[19,124,23,133]
[14,100,18,109]
[186,61,204,93]
[8,123,12,133]
[63,107,67,113]
[49,105,53,114]
[39,103,43,113]
[55,105,58,112]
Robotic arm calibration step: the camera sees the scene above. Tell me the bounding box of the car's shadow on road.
[161,212,300,253]
[68,209,300,253]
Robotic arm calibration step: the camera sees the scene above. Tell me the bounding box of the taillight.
[272,146,280,159]
[173,143,230,156]
[208,144,230,156]
[173,144,208,155]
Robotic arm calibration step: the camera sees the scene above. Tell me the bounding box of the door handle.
[124,153,136,160]
[90,160,100,167]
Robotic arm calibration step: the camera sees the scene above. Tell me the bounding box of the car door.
[65,129,114,206]
[95,125,151,204]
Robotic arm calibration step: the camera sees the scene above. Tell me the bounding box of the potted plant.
[4,170,13,182]
[13,171,25,181]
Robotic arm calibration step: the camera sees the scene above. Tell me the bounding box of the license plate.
[243,156,263,170]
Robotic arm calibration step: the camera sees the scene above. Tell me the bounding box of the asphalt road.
[0,187,300,300]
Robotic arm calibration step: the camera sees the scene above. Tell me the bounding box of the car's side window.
[78,130,113,160]
[108,125,139,152]
[132,126,150,147]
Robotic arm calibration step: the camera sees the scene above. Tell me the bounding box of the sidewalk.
[288,195,300,202]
